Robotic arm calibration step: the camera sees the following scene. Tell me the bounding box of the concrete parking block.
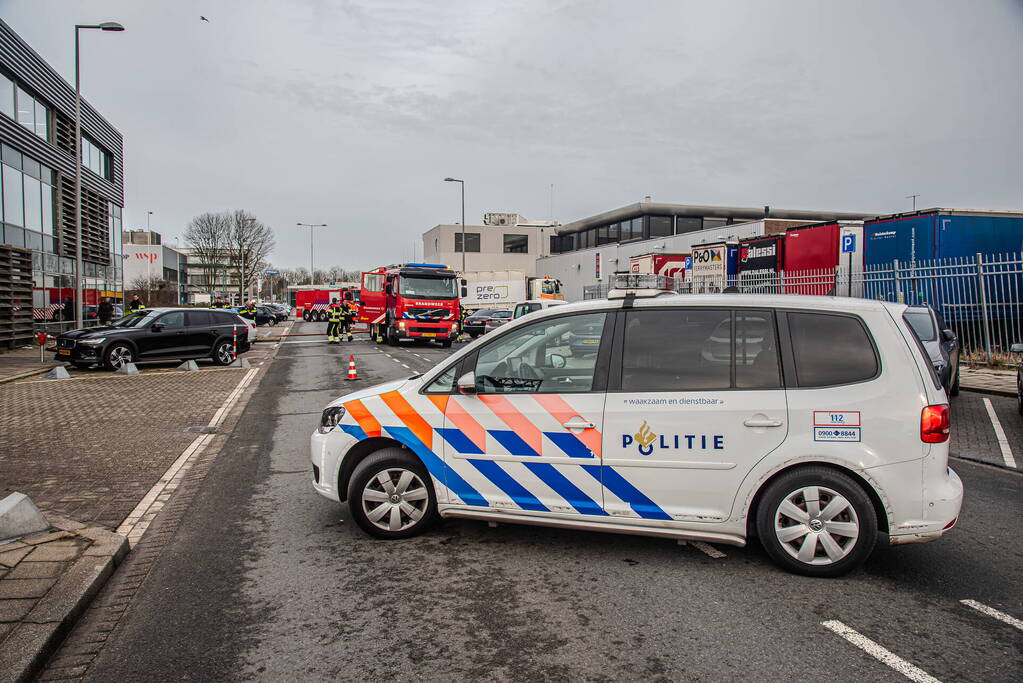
[113,362,140,376]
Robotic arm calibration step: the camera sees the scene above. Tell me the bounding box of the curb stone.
[0,516,128,683]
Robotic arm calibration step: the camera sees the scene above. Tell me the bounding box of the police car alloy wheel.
[756,467,877,577]
[348,448,437,539]
[104,343,134,371]
[213,341,235,366]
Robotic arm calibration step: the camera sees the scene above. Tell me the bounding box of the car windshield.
[110,311,157,328]
[399,276,457,299]
[904,309,936,341]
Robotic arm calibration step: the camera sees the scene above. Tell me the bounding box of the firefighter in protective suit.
[326,299,343,344]
[341,300,355,342]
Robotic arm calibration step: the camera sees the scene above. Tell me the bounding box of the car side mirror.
[546,353,566,369]
[942,329,956,342]
[151,322,165,332]
[460,285,467,298]
[457,371,477,395]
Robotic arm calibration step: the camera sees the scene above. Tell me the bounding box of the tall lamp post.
[444,178,465,272]
[296,223,327,285]
[74,21,123,329]
[145,210,153,304]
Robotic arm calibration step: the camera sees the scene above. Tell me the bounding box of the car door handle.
[562,418,594,431]
[744,418,783,428]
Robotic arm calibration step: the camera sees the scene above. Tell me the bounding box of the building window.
[620,217,644,241]
[675,216,702,234]
[454,232,480,252]
[503,234,528,253]
[9,83,48,140]
[648,216,672,238]
[81,136,110,179]
[597,223,619,245]
[2,164,24,227]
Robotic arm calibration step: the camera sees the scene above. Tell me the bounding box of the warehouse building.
[537,199,874,300]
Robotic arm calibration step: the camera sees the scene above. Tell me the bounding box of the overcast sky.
[3,0,1021,270]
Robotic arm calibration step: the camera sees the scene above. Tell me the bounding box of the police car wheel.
[104,343,134,371]
[756,467,876,578]
[348,449,437,539]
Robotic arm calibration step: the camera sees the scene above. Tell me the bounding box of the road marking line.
[961,599,1023,631]
[982,398,1017,468]
[116,367,260,547]
[821,620,940,683]
[691,541,726,559]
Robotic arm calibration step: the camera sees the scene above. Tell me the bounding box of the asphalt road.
[65,321,1022,681]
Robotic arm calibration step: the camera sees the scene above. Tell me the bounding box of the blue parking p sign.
[841,233,857,253]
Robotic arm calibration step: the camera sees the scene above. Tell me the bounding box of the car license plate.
[583,338,599,344]
[58,349,70,355]
[421,332,436,338]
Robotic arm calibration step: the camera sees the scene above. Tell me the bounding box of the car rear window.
[903,309,936,341]
[787,312,879,387]
[901,311,943,390]
[213,311,241,325]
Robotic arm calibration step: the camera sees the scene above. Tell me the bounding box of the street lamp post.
[296,223,326,285]
[146,210,153,304]
[444,178,465,272]
[74,21,123,330]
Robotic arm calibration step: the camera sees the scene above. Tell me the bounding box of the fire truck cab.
[359,264,461,347]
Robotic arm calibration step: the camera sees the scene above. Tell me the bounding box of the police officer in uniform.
[326,298,343,344]
[128,295,145,313]
[211,296,227,308]
[239,301,257,321]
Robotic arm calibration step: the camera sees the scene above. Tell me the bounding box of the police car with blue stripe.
[311,274,962,577]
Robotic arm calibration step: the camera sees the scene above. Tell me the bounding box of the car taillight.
[921,404,950,443]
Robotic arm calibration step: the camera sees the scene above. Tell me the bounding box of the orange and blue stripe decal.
[531,394,602,457]
[380,391,433,449]
[467,460,548,512]
[440,398,488,452]
[489,430,539,457]
[583,465,671,520]
[522,462,606,516]
[344,400,381,437]
[435,427,484,455]
[544,431,595,458]
[478,394,544,456]
[384,425,487,507]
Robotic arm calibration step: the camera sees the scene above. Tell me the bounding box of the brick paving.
[0,369,248,530]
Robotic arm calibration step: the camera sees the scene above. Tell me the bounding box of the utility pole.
[444,178,465,272]
[906,194,920,212]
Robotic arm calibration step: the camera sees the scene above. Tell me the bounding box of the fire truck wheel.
[386,325,399,346]
[441,340,452,348]
[319,311,328,322]
[303,311,312,322]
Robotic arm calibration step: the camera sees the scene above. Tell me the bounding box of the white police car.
[311,284,962,577]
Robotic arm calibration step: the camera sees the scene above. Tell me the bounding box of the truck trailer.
[457,271,563,311]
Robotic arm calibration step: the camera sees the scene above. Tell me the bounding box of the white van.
[513,299,568,319]
[311,290,962,577]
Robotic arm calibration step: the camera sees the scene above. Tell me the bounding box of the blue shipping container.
[865,210,1023,265]
[935,215,1023,259]
[863,214,937,265]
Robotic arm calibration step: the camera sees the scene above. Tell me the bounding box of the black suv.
[55,308,251,371]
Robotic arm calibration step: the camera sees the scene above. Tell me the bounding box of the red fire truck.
[358,263,460,347]
[293,286,358,321]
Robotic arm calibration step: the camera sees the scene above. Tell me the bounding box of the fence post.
[975,252,992,366]
[893,259,903,303]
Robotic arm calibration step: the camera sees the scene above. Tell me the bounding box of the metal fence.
[583,252,1023,365]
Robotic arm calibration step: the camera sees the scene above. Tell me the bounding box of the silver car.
[483,309,513,334]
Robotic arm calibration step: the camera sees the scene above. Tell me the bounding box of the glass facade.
[549,213,748,253]
[81,135,110,179]
[0,72,48,141]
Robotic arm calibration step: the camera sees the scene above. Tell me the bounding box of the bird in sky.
[200,16,209,22]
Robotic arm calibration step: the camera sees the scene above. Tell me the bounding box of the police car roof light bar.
[608,273,679,300]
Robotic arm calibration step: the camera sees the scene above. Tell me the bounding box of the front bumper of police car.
[310,404,357,502]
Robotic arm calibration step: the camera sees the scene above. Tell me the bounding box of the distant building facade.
[422,213,557,276]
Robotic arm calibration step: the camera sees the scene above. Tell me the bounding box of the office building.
[422,213,557,276]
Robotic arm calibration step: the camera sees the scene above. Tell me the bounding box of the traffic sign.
[841,233,857,253]
[264,269,279,275]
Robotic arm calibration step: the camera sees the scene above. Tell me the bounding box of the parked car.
[264,303,290,322]
[55,308,251,370]
[1011,342,1022,416]
[463,308,500,338]
[903,305,960,396]
[483,309,513,334]
[311,292,961,577]
[567,318,604,356]
[84,304,124,322]
[512,299,569,319]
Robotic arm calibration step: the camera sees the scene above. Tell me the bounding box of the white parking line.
[691,541,726,559]
[821,620,940,683]
[116,367,260,547]
[982,398,1017,468]
[961,599,1023,631]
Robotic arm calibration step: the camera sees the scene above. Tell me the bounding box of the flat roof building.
[0,19,124,340]
[422,214,557,276]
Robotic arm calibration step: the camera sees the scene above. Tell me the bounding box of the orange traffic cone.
[346,355,359,380]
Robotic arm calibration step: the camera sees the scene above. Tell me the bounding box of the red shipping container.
[783,223,839,295]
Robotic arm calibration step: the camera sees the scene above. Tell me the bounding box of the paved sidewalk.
[960,365,1017,397]
[0,346,60,384]
[0,516,127,683]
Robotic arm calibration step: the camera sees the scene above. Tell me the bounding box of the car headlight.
[318,405,346,433]
[78,338,106,346]
[398,321,406,330]
[452,323,459,332]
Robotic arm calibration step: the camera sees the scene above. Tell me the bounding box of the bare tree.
[127,275,173,307]
[183,212,230,295]
[227,210,276,301]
